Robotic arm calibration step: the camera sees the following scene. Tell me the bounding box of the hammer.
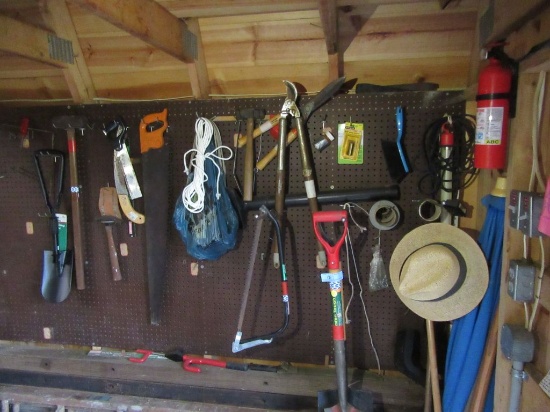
[52,115,88,290]
[98,187,123,282]
[236,108,266,201]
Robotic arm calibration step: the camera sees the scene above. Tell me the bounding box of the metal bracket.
[48,33,74,64]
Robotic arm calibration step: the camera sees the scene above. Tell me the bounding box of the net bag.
[173,118,238,260]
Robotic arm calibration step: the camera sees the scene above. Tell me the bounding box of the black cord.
[418,115,478,197]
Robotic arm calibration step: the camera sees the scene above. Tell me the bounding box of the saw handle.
[103,117,128,151]
[140,109,168,153]
[312,211,348,270]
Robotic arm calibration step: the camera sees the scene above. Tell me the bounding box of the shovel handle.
[104,225,121,281]
[312,211,348,270]
[67,129,86,290]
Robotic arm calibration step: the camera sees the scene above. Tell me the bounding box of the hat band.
[400,242,467,302]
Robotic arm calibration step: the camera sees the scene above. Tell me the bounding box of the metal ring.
[418,199,442,222]
[369,200,400,231]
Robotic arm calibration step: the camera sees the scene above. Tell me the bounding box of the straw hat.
[389,223,488,322]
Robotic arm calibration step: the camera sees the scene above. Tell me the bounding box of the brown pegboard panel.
[0,91,464,370]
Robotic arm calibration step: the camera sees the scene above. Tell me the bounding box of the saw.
[102,117,145,225]
[140,109,169,325]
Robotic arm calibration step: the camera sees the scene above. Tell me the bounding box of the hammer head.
[235,108,266,121]
[52,115,88,130]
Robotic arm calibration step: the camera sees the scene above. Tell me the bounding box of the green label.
[56,213,68,252]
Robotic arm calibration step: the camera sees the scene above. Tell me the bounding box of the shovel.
[98,187,123,281]
[313,210,373,412]
[34,149,73,303]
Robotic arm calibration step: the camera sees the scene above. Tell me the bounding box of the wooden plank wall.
[489,4,550,411]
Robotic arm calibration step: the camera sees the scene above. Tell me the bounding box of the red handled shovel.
[313,210,373,412]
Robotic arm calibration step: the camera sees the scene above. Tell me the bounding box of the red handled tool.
[182,355,279,374]
[128,348,185,363]
[313,210,373,411]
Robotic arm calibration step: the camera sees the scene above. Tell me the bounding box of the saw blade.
[114,143,142,199]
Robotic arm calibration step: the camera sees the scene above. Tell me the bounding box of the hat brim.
[389,223,489,321]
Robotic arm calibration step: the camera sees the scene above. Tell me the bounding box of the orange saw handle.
[139,109,168,153]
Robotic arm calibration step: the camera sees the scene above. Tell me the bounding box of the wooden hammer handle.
[104,225,122,281]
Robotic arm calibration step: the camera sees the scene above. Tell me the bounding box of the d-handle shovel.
[34,150,73,303]
[313,211,373,412]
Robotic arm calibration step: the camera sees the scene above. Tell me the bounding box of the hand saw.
[140,108,169,325]
[103,117,145,225]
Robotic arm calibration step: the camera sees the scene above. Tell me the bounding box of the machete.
[140,109,169,325]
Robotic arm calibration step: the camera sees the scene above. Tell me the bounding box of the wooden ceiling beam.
[0,14,69,68]
[42,0,96,103]
[71,0,193,62]
[71,0,210,98]
[318,0,343,80]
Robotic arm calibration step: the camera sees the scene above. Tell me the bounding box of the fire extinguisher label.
[476,107,504,145]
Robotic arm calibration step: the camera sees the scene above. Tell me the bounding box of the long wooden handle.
[243,117,255,201]
[104,225,122,281]
[426,319,442,412]
[67,129,85,290]
[237,115,280,148]
[257,129,298,171]
[468,313,499,411]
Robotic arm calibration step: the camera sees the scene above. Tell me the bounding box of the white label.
[476,107,504,145]
[304,180,317,199]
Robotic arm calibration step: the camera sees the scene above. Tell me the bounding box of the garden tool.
[313,210,373,412]
[34,149,73,303]
[237,76,346,149]
[273,80,327,268]
[102,117,145,225]
[52,115,88,290]
[98,186,123,281]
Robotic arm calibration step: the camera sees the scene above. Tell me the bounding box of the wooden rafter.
[71,0,210,98]
[42,0,96,103]
[185,18,210,99]
[318,0,343,79]
[0,14,69,68]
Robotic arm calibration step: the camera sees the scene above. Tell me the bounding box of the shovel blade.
[41,250,73,303]
[318,388,374,411]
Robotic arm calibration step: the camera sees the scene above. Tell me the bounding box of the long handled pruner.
[232,205,290,353]
[273,80,329,269]
[313,210,373,412]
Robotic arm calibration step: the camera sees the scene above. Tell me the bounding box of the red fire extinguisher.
[474,54,513,169]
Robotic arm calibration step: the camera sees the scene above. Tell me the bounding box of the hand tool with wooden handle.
[98,187,123,281]
[140,108,169,325]
[52,115,88,290]
[236,108,266,201]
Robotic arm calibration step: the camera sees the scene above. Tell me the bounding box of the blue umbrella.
[443,192,505,412]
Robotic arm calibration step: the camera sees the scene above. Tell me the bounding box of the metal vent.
[48,33,74,64]
[183,29,198,60]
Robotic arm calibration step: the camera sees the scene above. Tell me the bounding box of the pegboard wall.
[0,91,464,370]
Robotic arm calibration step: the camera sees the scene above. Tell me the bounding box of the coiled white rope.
[181,117,233,214]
